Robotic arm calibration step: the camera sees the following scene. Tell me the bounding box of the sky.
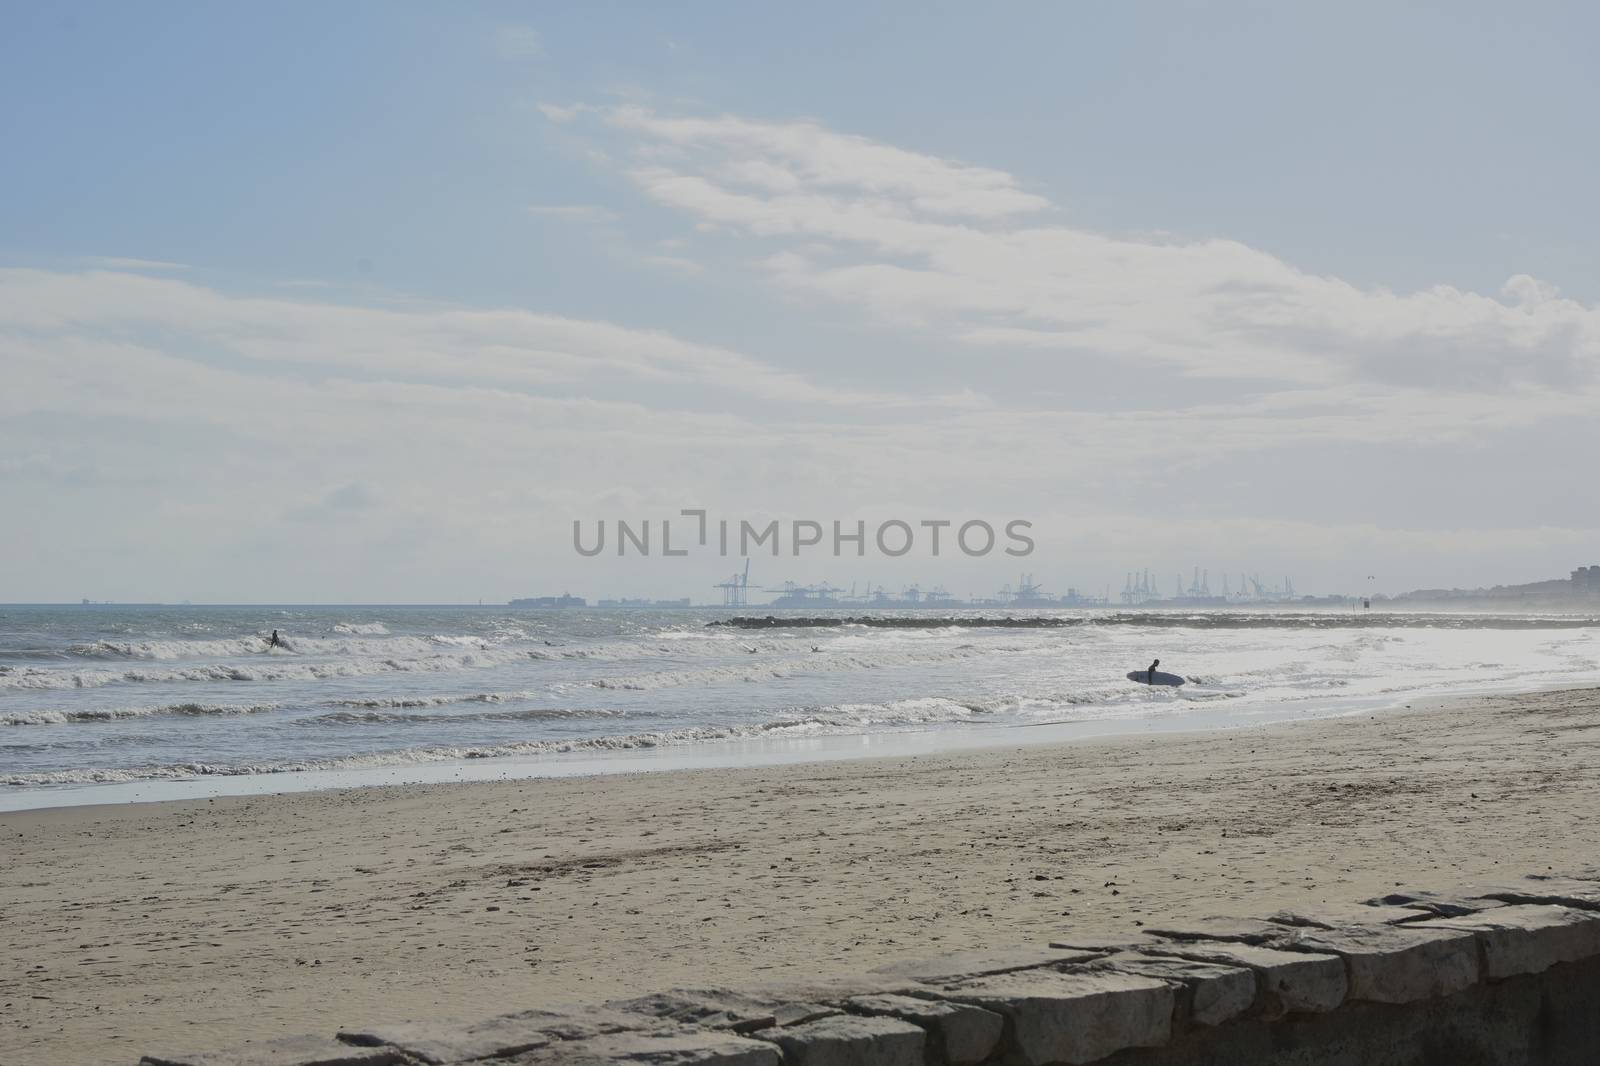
[2,1,1597,604]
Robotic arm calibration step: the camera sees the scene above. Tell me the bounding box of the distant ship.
[508,593,586,608]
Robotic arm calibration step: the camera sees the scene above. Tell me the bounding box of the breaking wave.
[331,622,390,635]
[2,702,280,727]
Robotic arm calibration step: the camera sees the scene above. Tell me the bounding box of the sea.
[2,604,1598,810]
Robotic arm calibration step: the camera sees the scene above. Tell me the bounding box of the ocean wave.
[64,636,277,660]
[2,701,280,726]
[0,643,571,692]
[298,706,627,726]
[325,689,550,709]
[54,630,526,663]
[0,691,1114,786]
[570,643,1045,692]
[7,633,1030,698]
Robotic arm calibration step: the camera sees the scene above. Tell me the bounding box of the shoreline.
[5,684,1600,1065]
[0,673,1572,814]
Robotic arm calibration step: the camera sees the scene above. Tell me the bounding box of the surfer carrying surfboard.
[1127,662,1183,686]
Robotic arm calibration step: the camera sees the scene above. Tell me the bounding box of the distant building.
[508,593,586,608]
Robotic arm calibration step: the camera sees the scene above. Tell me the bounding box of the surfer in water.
[269,629,282,648]
[1148,658,1160,684]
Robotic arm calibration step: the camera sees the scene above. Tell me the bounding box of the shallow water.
[2,604,1597,807]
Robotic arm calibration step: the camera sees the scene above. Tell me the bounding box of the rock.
[1280,924,1480,1003]
[1074,952,1255,1028]
[927,969,1173,1065]
[1142,917,1286,945]
[763,1014,925,1066]
[512,1027,782,1066]
[844,993,1003,1065]
[1415,904,1600,979]
[608,989,837,1033]
[339,1008,648,1064]
[140,1036,408,1066]
[870,946,1101,983]
[1141,941,1346,1017]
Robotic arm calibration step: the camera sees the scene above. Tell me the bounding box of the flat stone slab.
[608,989,837,1033]
[1416,904,1600,979]
[1283,924,1480,1003]
[844,993,1003,1065]
[1075,952,1255,1028]
[1363,890,1507,918]
[928,969,1173,1065]
[1476,875,1600,911]
[510,1027,782,1066]
[871,945,1101,983]
[1265,903,1434,929]
[339,1008,650,1064]
[1045,933,1157,953]
[762,976,920,1001]
[1142,941,1346,1016]
[141,1037,409,1066]
[1143,917,1287,945]
[764,1014,925,1066]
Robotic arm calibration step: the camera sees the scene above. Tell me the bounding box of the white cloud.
[607,106,1052,219]
[584,106,1600,393]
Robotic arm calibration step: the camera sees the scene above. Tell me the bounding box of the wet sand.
[4,686,1599,1065]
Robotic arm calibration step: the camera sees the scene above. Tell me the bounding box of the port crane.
[713,558,752,607]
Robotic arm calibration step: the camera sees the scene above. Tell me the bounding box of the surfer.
[1148,658,1160,684]
[269,629,282,648]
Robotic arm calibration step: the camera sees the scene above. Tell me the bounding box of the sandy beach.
[5,685,1599,1066]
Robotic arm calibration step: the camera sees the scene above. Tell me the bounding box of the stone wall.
[139,872,1600,1066]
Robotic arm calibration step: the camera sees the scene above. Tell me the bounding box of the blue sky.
[3,2,1597,602]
